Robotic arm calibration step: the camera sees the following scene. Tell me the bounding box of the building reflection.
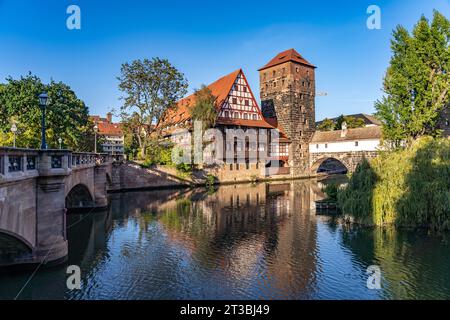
[110,180,324,299]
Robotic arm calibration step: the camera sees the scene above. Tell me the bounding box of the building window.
[263,73,266,80]
[243,113,248,120]
[296,67,299,73]
[355,141,359,147]
[234,112,239,119]
[316,144,319,149]
[243,86,247,92]
[273,70,276,77]
[325,144,328,149]
[252,114,257,120]
[246,161,250,170]
[236,163,240,170]
[224,111,229,118]
[232,97,237,104]
[245,100,249,106]
[302,81,305,87]
[273,82,277,87]
[229,164,233,171]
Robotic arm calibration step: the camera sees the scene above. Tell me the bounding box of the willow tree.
[190,85,218,131]
[375,10,450,148]
[118,58,188,158]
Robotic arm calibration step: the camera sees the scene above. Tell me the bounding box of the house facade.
[159,49,385,181]
[90,113,125,155]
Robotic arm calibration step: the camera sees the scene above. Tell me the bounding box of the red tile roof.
[159,69,276,131]
[258,48,316,71]
[97,122,123,136]
[90,115,123,136]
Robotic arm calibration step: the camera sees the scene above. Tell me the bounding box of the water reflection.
[0,179,449,300]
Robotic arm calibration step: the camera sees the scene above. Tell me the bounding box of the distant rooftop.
[316,113,381,127]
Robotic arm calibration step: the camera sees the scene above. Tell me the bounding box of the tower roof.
[258,48,316,71]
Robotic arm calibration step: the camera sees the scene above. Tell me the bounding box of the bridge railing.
[0,148,117,184]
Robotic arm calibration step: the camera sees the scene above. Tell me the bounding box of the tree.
[375,11,450,147]
[190,85,218,131]
[118,58,188,158]
[318,118,335,131]
[0,73,92,150]
[335,115,366,130]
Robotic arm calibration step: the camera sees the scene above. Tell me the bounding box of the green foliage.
[190,85,218,131]
[317,115,366,131]
[323,183,339,202]
[142,140,174,167]
[118,57,188,158]
[0,73,92,150]
[338,137,450,230]
[335,115,366,130]
[375,11,450,147]
[318,118,335,131]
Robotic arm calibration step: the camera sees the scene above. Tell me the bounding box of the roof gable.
[259,48,315,71]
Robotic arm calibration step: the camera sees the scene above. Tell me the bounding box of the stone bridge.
[0,148,118,267]
[309,151,378,174]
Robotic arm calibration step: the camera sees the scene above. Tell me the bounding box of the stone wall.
[260,61,316,175]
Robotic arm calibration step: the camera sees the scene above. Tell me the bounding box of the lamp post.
[58,137,63,150]
[38,92,49,150]
[11,123,17,148]
[94,124,99,153]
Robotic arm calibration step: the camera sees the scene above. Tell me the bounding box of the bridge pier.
[0,148,116,268]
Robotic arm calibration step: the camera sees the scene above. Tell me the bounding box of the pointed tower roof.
[258,48,316,71]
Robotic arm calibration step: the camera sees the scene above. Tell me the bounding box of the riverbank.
[336,137,450,231]
[109,161,323,192]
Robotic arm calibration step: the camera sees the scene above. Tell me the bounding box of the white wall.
[309,139,380,153]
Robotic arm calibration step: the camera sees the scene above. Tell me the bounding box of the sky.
[1,0,449,121]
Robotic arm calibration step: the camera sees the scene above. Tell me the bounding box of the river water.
[1,179,450,300]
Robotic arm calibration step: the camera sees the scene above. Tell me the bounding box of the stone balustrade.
[0,147,117,184]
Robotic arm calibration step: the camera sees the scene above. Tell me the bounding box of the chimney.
[106,112,112,123]
[341,121,348,138]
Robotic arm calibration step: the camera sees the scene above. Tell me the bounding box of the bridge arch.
[311,157,349,174]
[65,183,95,209]
[0,228,34,260]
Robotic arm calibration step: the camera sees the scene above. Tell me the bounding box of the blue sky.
[1,0,449,121]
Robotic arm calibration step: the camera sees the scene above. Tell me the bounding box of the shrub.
[337,137,450,230]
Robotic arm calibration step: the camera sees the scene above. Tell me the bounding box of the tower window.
[273,70,276,77]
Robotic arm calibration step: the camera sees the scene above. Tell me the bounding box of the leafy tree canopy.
[190,85,218,131]
[0,73,92,150]
[118,58,188,158]
[375,10,450,147]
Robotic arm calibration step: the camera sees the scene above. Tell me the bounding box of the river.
[1,179,449,300]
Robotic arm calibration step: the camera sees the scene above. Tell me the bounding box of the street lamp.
[38,92,49,150]
[94,124,99,153]
[58,137,63,150]
[11,123,17,148]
